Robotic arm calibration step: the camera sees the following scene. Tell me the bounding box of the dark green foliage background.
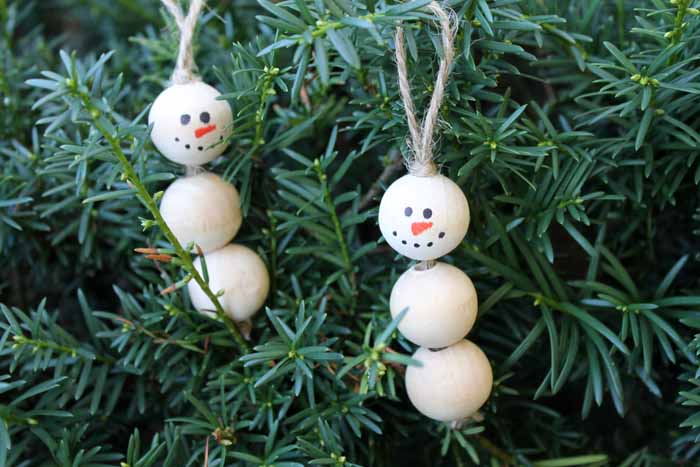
[2,0,700,465]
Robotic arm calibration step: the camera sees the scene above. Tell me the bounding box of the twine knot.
[395,2,457,177]
[161,0,206,85]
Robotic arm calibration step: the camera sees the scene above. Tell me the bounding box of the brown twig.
[358,149,404,210]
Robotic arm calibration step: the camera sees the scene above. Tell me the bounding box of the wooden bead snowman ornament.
[380,2,492,424]
[151,0,269,323]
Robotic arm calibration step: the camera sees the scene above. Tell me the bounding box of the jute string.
[161,0,206,84]
[395,2,456,177]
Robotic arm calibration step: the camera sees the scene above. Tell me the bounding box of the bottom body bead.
[405,339,493,422]
[188,243,270,321]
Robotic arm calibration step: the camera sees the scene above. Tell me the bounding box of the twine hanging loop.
[161,0,206,84]
[395,2,457,177]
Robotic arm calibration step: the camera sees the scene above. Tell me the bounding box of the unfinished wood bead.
[159,173,241,254]
[378,174,470,261]
[149,81,233,166]
[188,244,269,321]
[390,262,477,348]
[405,340,492,422]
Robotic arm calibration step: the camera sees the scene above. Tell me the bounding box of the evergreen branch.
[669,0,696,45]
[313,158,356,295]
[115,316,206,354]
[0,405,38,427]
[254,65,280,147]
[10,334,115,364]
[265,210,278,307]
[69,85,250,354]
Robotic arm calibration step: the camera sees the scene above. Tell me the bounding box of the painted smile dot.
[198,146,203,151]
[402,240,407,245]
[413,243,420,248]
[175,137,179,142]
[185,144,191,149]
[427,242,433,247]
[393,231,397,236]
[439,232,445,238]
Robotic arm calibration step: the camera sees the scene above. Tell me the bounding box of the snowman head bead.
[378,174,470,260]
[149,81,233,166]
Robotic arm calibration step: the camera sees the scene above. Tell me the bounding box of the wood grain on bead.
[159,173,241,254]
[390,262,477,348]
[188,244,269,321]
[149,81,232,166]
[405,340,492,422]
[378,174,469,261]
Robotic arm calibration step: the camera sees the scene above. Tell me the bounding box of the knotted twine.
[395,2,456,177]
[161,0,206,85]
[161,0,207,175]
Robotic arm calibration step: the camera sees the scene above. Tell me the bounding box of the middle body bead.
[390,262,478,348]
[159,172,242,254]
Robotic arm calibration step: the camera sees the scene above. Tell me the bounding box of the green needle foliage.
[2,0,700,465]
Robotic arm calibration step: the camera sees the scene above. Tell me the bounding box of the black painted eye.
[423,208,432,219]
[180,114,191,125]
[404,207,413,217]
[200,112,210,124]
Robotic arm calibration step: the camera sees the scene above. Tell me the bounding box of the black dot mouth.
[178,142,209,151]
[394,232,444,249]
[178,135,220,151]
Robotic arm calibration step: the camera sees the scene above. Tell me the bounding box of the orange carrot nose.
[411,222,433,236]
[195,124,216,138]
